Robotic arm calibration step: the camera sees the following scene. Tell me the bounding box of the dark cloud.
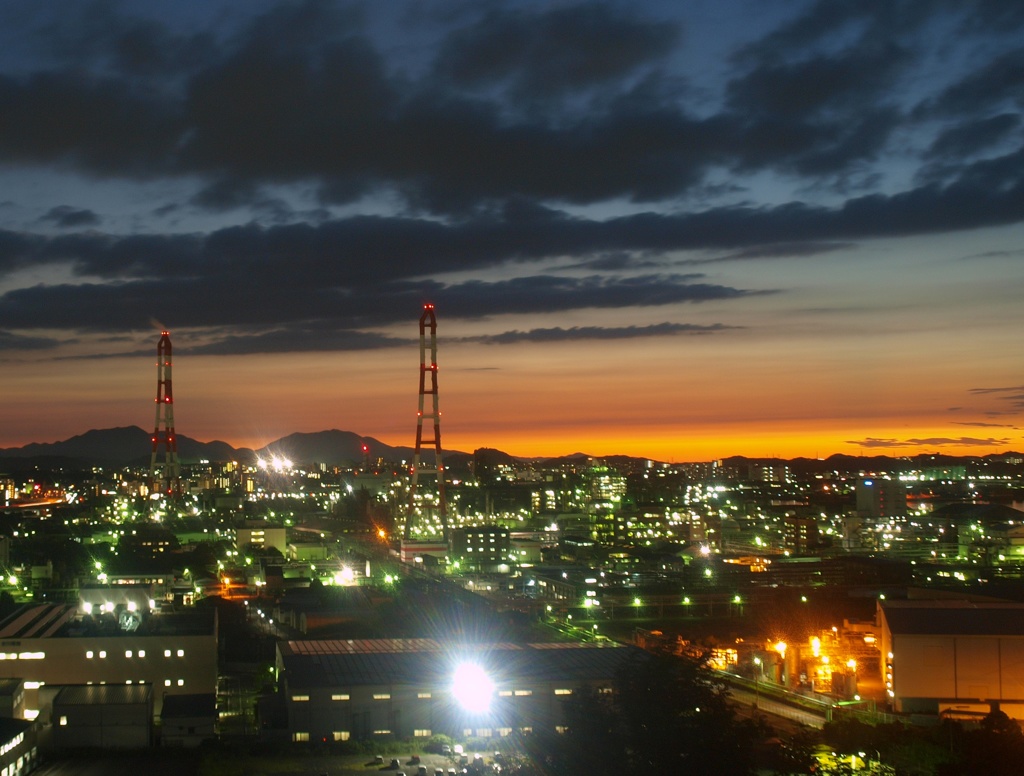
[712,242,853,262]
[0,71,182,175]
[0,270,754,346]
[188,326,411,356]
[433,3,679,100]
[0,330,60,351]
[727,45,907,119]
[968,385,1024,410]
[849,436,1011,448]
[924,113,1021,160]
[952,421,1017,428]
[0,1,1023,359]
[465,322,736,345]
[0,0,1018,217]
[39,205,100,228]
[918,47,1024,118]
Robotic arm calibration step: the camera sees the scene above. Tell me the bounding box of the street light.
[753,656,762,708]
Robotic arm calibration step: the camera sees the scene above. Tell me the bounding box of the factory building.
[879,599,1024,718]
[276,638,640,742]
[0,603,217,721]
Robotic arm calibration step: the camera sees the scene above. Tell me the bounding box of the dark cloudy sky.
[0,0,1022,459]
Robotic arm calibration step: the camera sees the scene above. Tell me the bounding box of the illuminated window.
[333,731,350,741]
[497,727,512,737]
[414,729,431,737]
[125,650,133,658]
[498,690,512,697]
[86,651,94,659]
[177,679,184,687]
[164,680,171,687]
[176,649,184,657]
[164,650,171,658]
[476,728,492,737]
[293,732,309,742]
[138,650,146,658]
[373,729,392,735]
[555,726,568,734]
[417,692,431,699]
[59,716,67,726]
[372,693,390,700]
[554,689,572,695]
[514,690,532,696]
[292,695,309,702]
[331,693,349,701]
[98,651,107,659]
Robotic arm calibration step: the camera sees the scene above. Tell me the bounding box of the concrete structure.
[236,522,288,555]
[0,680,25,720]
[856,478,903,518]
[0,717,36,776]
[879,599,1024,718]
[276,639,639,742]
[399,539,448,564]
[160,692,217,747]
[451,526,511,571]
[52,685,152,749]
[0,603,217,720]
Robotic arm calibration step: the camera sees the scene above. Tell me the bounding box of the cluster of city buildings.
[0,447,1022,763]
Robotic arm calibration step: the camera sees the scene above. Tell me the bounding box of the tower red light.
[149,330,181,497]
[404,303,448,538]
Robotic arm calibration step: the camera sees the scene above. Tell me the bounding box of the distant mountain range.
[0,426,431,470]
[0,426,1020,474]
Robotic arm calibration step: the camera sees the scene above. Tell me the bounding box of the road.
[729,686,826,730]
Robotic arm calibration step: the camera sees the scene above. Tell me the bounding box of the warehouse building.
[0,603,217,720]
[276,638,640,742]
[879,599,1024,718]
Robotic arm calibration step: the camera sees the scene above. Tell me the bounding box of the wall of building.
[283,677,609,742]
[0,631,217,719]
[891,634,1024,714]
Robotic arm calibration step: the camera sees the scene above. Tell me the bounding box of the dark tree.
[938,710,1024,775]
[547,648,760,776]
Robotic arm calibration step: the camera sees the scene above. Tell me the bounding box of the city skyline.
[1,1,1022,461]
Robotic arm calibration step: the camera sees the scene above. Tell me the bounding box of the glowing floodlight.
[452,663,494,713]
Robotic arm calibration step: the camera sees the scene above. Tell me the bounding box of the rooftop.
[0,603,216,640]
[280,638,639,690]
[881,600,1024,636]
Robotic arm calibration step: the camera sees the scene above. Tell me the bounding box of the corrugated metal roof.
[281,639,638,690]
[53,684,153,706]
[160,693,217,719]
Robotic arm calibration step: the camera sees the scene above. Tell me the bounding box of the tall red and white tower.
[404,303,448,539]
[149,330,181,496]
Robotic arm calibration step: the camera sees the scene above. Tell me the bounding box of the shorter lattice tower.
[149,330,181,496]
[404,303,448,538]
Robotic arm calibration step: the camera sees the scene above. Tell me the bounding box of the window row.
[85,649,185,659]
[292,688,575,703]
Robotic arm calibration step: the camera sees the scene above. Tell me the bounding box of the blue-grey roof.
[882,601,1024,636]
[160,693,217,719]
[280,639,641,690]
[53,684,153,706]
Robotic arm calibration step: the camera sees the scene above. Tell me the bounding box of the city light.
[452,663,494,713]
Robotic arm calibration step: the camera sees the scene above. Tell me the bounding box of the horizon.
[4,423,1023,465]
[0,2,1021,460]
